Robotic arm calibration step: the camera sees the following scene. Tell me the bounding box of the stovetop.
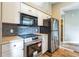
[18,34,40,39]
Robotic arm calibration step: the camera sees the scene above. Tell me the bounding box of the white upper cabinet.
[2,2,20,24]
[43,13,51,19]
[20,3,51,26]
[37,10,51,26]
[20,3,38,17]
[2,2,51,25]
[37,10,43,26]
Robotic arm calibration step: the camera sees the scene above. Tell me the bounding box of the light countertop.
[0,36,23,45]
[0,33,48,45]
[35,33,48,35]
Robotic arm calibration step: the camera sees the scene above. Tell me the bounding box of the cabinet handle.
[14,45,16,47]
[28,10,32,12]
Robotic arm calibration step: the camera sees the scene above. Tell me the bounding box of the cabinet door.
[21,3,38,17]
[2,2,20,24]
[42,34,48,53]
[37,10,51,26]
[10,39,23,57]
[2,43,12,57]
[2,39,23,57]
[37,11,43,26]
[10,42,23,57]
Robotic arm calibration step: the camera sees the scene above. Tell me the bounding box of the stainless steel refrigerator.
[43,18,59,52]
[49,18,59,52]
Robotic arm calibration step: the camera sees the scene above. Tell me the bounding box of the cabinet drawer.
[2,49,23,57]
[2,40,23,52]
[2,43,11,53]
[2,50,12,57]
[10,40,23,50]
[11,49,23,57]
[2,53,11,57]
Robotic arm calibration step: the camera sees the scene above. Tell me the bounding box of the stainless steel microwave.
[20,13,38,26]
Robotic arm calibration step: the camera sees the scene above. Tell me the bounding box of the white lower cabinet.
[2,39,23,57]
[41,34,48,54]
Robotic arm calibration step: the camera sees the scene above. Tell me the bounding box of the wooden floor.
[41,48,79,57]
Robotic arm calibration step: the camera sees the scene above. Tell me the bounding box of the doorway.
[61,3,79,52]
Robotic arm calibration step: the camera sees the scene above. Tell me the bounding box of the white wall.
[52,2,79,44]
[52,3,74,44]
[63,9,79,43]
[0,2,2,57]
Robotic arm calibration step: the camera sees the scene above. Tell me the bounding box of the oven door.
[26,41,42,57]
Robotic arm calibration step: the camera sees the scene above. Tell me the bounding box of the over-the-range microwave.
[20,13,38,26]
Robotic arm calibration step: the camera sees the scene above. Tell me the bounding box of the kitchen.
[0,2,60,57]
[1,1,79,57]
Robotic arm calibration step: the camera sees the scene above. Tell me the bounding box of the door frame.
[60,3,79,43]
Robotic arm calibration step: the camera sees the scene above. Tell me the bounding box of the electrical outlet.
[36,29,38,32]
[10,29,14,33]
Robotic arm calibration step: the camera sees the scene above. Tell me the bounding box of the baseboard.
[63,41,79,44]
[59,46,74,52]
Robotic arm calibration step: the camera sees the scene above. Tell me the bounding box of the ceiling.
[61,2,79,15]
[51,2,58,4]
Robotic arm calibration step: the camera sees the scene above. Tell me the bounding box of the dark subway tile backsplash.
[2,23,17,37]
[17,26,40,35]
[2,23,40,37]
